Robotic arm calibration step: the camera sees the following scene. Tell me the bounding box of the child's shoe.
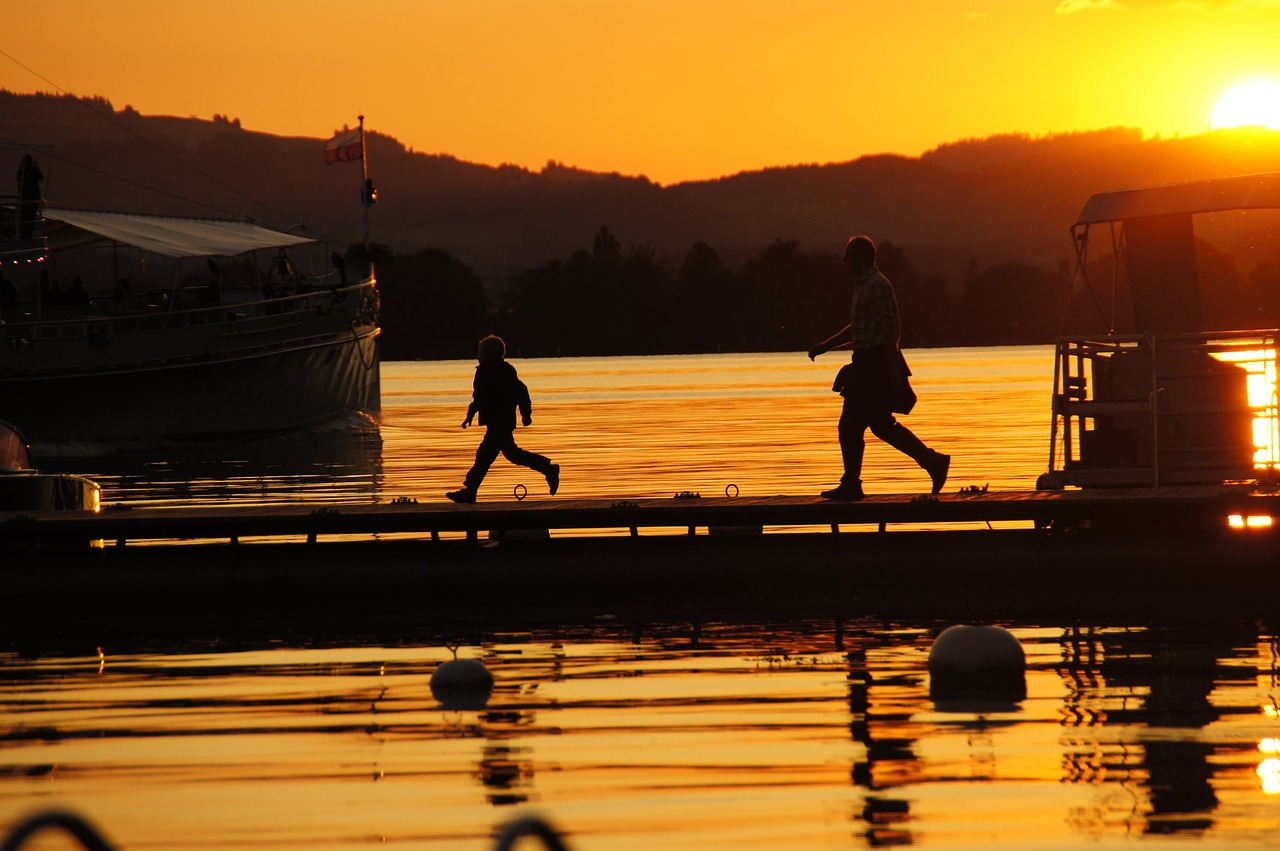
[546,464,560,496]
[446,488,476,504]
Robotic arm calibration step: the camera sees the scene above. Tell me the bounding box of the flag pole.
[358,114,372,247]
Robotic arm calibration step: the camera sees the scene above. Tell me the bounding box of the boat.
[1040,172,1280,491]
[0,418,99,511]
[0,157,380,447]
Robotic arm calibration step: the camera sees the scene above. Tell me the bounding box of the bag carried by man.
[885,348,916,415]
[832,346,916,415]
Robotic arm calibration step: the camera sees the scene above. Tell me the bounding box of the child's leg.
[463,429,505,491]
[501,437,554,476]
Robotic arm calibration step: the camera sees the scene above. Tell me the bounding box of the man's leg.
[868,413,950,494]
[837,396,870,489]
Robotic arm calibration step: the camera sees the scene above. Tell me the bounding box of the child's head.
[477,335,506,364]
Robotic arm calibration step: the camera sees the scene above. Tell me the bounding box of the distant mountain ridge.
[5,90,1280,285]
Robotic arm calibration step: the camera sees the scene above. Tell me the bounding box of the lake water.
[7,348,1279,850]
[34,346,1053,509]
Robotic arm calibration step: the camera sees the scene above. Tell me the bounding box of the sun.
[1211,79,1280,130]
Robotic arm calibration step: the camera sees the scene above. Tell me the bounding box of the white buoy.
[928,624,1026,702]
[430,657,495,710]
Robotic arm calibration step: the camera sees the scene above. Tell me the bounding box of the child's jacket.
[467,360,532,430]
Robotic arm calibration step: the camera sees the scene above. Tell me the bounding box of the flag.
[325,127,362,165]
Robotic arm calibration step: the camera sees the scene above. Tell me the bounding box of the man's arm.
[808,324,852,361]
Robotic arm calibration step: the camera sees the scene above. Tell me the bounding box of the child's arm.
[517,379,532,427]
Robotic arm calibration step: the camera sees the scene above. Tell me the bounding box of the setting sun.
[1212,79,1280,130]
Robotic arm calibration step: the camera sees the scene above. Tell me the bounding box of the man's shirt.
[850,266,901,351]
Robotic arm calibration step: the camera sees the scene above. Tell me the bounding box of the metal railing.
[1042,331,1279,489]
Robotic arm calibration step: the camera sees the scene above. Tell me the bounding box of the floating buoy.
[430,657,494,710]
[928,624,1026,703]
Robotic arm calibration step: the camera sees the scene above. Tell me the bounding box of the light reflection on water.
[38,346,1053,508]
[4,620,1280,849]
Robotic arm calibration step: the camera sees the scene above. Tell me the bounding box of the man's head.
[843,235,876,275]
[477,335,506,364]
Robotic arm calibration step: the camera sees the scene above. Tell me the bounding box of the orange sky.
[5,0,1280,185]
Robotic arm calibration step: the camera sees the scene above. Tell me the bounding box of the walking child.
[447,335,560,503]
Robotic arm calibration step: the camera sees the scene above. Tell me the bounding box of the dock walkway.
[3,484,1278,547]
[6,484,1280,635]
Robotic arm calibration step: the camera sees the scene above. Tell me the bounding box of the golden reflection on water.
[5,621,1280,849]
[45,347,1054,514]
[380,346,1053,505]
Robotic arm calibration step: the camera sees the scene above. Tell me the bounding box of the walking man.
[808,235,949,500]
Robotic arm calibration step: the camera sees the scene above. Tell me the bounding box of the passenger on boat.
[808,235,950,500]
[15,154,43,240]
[0,274,16,310]
[66,276,90,306]
[112,278,135,307]
[447,335,560,504]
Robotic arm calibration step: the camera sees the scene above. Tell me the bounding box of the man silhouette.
[808,235,949,500]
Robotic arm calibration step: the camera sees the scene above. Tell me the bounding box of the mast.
[359,115,377,247]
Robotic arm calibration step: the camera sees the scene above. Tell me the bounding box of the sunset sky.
[4,0,1280,185]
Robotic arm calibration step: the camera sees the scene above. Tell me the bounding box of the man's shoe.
[820,484,865,501]
[446,488,476,504]
[546,464,560,496]
[928,453,951,495]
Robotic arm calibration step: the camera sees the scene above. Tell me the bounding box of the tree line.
[373,226,1280,361]
[375,227,1080,360]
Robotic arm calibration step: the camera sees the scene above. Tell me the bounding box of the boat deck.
[3,484,1278,547]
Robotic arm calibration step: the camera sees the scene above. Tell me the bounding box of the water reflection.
[34,417,384,508]
[7,616,1280,849]
[22,347,1054,509]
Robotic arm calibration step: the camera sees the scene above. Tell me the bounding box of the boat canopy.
[38,208,315,258]
[1074,172,1280,228]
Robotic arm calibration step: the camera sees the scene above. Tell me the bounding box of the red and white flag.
[325,127,362,165]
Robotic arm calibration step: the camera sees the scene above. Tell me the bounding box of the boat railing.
[1,278,376,345]
[1041,330,1279,489]
[0,198,47,261]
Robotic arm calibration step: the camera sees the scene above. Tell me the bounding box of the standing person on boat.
[15,154,44,241]
[447,335,560,504]
[807,235,949,500]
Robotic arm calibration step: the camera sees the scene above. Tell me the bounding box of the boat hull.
[1,282,381,444]
[0,330,380,443]
[0,472,99,511]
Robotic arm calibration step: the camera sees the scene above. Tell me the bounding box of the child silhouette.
[447,335,560,503]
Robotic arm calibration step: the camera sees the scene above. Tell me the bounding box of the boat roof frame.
[38,208,316,259]
[1073,172,1280,231]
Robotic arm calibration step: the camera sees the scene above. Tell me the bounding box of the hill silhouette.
[5,90,1280,356]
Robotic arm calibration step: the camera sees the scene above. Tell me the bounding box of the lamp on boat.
[1228,514,1274,530]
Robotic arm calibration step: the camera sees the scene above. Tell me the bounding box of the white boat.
[0,204,381,445]
[1041,173,1280,489]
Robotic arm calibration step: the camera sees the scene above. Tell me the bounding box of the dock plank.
[3,485,1279,546]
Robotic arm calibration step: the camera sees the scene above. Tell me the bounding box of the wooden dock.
[6,484,1280,639]
[3,484,1280,547]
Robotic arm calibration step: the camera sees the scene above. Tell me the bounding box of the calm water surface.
[4,620,1280,849]
[37,346,1052,509]
[10,348,1277,849]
